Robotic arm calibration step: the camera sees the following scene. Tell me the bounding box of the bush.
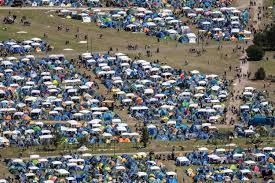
[254,67,266,80]
[246,45,265,61]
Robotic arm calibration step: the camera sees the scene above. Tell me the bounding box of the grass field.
[248,51,275,101]
[249,52,275,77]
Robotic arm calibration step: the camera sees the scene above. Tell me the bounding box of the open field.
[248,51,275,101]
[249,52,275,77]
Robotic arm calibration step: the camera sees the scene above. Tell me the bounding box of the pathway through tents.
[226,0,266,125]
[75,61,142,131]
[235,0,251,9]
[0,161,15,182]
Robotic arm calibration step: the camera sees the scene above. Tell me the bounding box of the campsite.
[0,0,274,182]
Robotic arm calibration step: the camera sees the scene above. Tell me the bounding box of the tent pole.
[86,34,89,51]
[90,36,93,53]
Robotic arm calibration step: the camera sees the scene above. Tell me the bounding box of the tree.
[246,45,264,61]
[141,127,149,148]
[253,32,266,47]
[253,24,275,50]
[53,129,63,148]
[78,136,89,147]
[254,67,266,80]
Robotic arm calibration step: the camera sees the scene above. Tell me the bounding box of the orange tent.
[23,116,31,121]
[124,138,130,143]
[5,115,11,121]
[8,87,16,92]
[136,97,143,104]
[49,176,57,181]
[268,157,274,163]
[230,36,237,42]
[119,138,131,143]
[35,47,41,52]
[144,28,149,33]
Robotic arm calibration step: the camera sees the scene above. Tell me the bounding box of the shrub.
[254,67,266,80]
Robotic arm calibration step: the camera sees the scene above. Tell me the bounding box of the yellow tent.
[52,80,58,85]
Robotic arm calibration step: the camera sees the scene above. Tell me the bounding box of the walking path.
[72,60,142,131]
[226,0,265,125]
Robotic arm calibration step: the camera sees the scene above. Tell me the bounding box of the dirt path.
[251,0,265,30]
[226,0,266,125]
[72,60,142,131]
[226,60,249,124]
[235,0,251,9]
[0,161,14,181]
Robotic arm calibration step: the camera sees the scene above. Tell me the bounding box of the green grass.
[249,52,275,77]
[247,51,275,100]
